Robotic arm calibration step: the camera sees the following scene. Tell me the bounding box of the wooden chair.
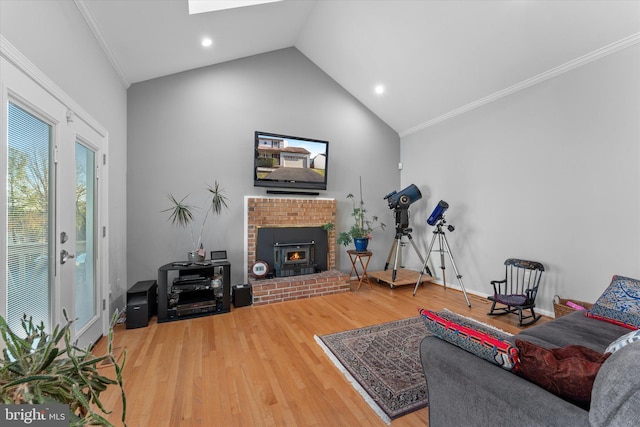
[487,258,545,326]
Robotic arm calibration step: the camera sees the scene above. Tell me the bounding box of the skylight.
[188,0,283,15]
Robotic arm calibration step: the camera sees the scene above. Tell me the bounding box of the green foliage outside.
[7,147,88,244]
[256,157,277,168]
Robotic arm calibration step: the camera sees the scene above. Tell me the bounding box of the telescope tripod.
[414,219,471,307]
[384,227,426,282]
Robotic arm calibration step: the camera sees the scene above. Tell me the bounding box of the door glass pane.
[6,102,52,332]
[75,143,96,330]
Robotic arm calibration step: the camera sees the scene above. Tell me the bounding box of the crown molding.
[400,33,640,138]
[1,34,108,138]
[74,0,130,89]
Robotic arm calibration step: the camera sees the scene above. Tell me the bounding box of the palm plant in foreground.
[0,310,127,426]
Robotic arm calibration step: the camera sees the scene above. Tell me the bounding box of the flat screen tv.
[254,131,329,191]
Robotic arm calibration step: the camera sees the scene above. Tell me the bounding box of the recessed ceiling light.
[201,38,213,47]
[374,84,385,95]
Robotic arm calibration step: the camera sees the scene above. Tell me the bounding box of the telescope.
[384,184,422,210]
[383,183,426,282]
[427,200,449,226]
[415,199,470,307]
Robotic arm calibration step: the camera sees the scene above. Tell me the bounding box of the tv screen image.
[254,131,329,191]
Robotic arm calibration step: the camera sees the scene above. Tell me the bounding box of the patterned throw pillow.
[516,339,610,410]
[588,275,640,329]
[605,329,640,354]
[419,308,519,371]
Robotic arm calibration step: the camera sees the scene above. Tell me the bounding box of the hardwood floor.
[94,280,547,426]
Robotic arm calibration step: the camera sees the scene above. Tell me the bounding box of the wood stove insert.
[256,226,328,277]
[273,241,316,277]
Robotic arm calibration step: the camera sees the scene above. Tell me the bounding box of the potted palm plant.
[163,180,229,262]
[336,179,385,251]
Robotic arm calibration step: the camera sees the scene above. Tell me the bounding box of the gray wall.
[1,1,129,312]
[400,45,640,315]
[127,47,400,285]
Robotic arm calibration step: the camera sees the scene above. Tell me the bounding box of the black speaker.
[126,280,157,329]
[232,284,252,308]
[126,295,149,329]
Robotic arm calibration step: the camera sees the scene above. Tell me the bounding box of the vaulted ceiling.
[78,0,640,135]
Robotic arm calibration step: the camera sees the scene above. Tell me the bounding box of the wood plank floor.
[94,280,548,427]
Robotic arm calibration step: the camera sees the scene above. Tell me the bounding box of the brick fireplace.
[245,196,350,305]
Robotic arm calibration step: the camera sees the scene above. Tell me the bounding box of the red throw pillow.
[515,339,611,409]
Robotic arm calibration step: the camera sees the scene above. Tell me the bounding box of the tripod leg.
[441,233,471,307]
[384,238,398,271]
[413,231,438,296]
[439,232,447,289]
[392,235,402,282]
[406,233,426,266]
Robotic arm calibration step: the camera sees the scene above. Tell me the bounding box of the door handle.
[60,249,75,264]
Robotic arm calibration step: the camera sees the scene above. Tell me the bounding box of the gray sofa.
[420,310,640,427]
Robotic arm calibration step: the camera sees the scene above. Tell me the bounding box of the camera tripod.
[384,208,427,282]
[414,218,471,307]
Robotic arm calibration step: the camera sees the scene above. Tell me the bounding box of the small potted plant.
[163,180,229,262]
[337,182,385,252]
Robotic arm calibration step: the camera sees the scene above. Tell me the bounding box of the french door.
[2,55,107,349]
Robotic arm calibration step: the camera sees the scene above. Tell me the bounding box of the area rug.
[315,310,512,424]
[315,316,428,424]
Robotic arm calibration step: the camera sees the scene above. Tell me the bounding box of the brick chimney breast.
[246,197,349,305]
